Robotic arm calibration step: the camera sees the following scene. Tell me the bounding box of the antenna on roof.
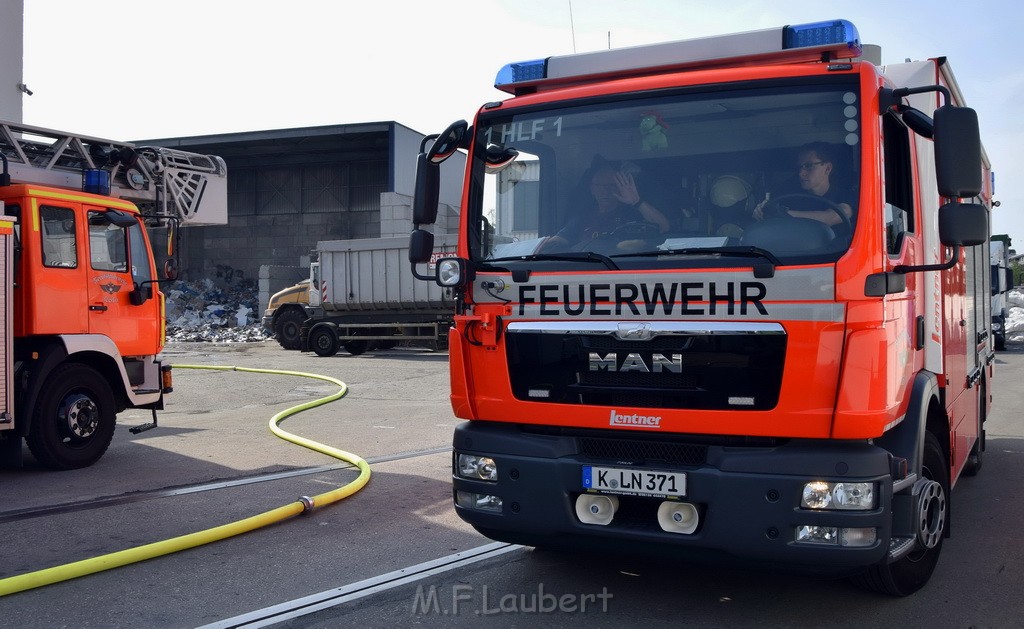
[568,0,577,53]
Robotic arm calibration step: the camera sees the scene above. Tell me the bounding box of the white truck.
[991,238,1012,350]
[299,236,456,356]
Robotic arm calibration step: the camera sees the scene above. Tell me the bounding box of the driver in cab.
[541,161,670,251]
[752,142,853,226]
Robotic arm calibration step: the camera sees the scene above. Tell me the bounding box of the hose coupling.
[298,496,316,512]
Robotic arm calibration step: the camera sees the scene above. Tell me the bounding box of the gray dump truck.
[289,236,456,356]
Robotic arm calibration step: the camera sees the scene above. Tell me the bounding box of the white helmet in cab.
[710,175,752,208]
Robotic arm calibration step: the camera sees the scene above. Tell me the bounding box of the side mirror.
[408,229,436,281]
[900,107,934,139]
[129,285,153,306]
[428,120,469,164]
[484,144,520,174]
[934,105,982,198]
[412,152,440,226]
[409,229,435,264]
[104,208,139,228]
[938,202,988,247]
[163,258,179,281]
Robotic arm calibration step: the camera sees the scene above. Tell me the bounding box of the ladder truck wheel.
[274,308,306,350]
[26,363,117,470]
[853,431,948,596]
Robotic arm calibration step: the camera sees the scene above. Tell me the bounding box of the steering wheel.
[762,193,852,234]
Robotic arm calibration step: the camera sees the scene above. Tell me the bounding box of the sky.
[17,0,1024,243]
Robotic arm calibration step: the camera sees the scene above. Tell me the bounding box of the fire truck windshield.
[471,80,861,270]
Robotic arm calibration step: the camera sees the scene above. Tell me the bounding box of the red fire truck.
[0,119,226,469]
[410,20,993,595]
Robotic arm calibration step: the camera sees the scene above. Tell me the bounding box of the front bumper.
[453,421,894,574]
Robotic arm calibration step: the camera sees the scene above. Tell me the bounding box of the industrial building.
[142,123,464,304]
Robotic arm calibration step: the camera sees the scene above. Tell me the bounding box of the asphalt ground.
[0,340,1022,627]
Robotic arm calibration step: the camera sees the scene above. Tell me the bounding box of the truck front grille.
[579,436,708,466]
[506,327,786,411]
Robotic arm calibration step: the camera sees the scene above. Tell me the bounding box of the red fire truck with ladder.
[0,118,227,469]
[409,20,994,595]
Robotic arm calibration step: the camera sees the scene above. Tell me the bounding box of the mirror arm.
[891,84,952,107]
[410,262,435,282]
[419,133,439,153]
[894,247,959,274]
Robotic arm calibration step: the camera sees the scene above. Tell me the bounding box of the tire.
[343,340,368,356]
[309,326,339,357]
[853,431,948,596]
[26,363,117,470]
[274,308,306,350]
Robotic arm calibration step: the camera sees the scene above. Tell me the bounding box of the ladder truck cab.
[0,119,227,469]
[410,20,994,595]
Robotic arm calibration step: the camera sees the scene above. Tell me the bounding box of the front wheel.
[853,431,948,596]
[26,363,117,470]
[274,308,306,350]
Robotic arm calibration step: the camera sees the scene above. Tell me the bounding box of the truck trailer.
[409,20,994,596]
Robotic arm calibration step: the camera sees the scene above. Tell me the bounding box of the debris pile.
[165,266,271,343]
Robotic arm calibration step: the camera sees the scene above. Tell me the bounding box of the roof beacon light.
[495,19,862,94]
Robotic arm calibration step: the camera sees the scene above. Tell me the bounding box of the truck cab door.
[85,207,161,356]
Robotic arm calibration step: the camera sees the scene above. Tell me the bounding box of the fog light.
[456,490,503,513]
[795,525,877,547]
[801,481,876,510]
[457,454,498,481]
[839,527,877,547]
[795,525,839,545]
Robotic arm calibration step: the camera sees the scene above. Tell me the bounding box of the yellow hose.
[0,364,370,597]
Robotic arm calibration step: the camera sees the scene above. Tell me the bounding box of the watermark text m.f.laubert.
[412,583,613,616]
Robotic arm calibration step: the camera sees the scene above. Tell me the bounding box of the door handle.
[89,304,108,312]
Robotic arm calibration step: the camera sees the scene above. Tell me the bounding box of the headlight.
[437,258,464,286]
[456,454,498,481]
[801,481,876,510]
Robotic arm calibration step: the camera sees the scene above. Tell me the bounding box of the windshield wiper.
[612,246,779,278]
[486,252,620,270]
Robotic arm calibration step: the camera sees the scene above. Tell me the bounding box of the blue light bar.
[494,19,863,94]
[495,59,548,88]
[83,169,111,196]
[783,19,861,57]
